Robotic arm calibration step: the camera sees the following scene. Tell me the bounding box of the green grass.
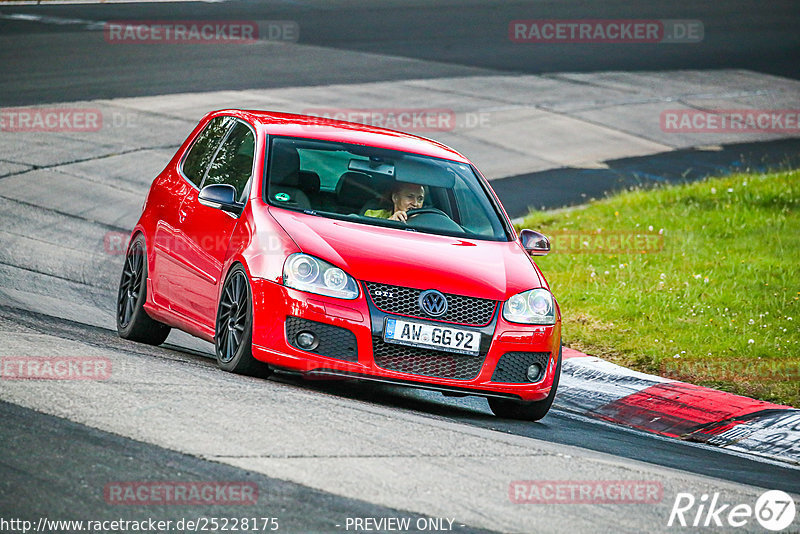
[519,169,800,406]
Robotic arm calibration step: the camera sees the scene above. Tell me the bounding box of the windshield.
[264,136,510,241]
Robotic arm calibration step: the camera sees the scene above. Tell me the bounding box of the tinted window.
[182,116,234,187]
[201,121,255,202]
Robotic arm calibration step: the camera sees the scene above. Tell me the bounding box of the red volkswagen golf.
[117,110,561,420]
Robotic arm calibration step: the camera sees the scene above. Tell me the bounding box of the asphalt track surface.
[1,2,799,533]
[0,0,798,106]
[495,138,800,217]
[0,400,496,534]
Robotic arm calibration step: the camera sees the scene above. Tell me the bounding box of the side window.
[201,121,256,202]
[182,116,234,187]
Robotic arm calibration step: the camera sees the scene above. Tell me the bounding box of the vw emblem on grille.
[419,289,448,317]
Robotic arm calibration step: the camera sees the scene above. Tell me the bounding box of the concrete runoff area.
[2,69,798,180]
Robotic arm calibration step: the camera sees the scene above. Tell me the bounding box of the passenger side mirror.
[520,229,550,256]
[198,184,244,216]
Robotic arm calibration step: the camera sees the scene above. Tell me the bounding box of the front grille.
[365,282,496,326]
[372,338,485,380]
[492,352,551,383]
[286,316,358,362]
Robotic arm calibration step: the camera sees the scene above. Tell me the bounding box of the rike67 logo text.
[668,490,796,531]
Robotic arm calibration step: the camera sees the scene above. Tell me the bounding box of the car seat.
[335,171,384,214]
[268,143,311,209]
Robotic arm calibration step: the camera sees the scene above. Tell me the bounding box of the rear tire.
[488,346,561,421]
[116,235,171,345]
[215,265,272,377]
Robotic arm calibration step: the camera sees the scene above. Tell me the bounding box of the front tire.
[488,346,562,421]
[215,265,272,377]
[116,235,171,345]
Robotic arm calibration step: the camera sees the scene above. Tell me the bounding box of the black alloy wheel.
[116,235,171,345]
[215,265,271,377]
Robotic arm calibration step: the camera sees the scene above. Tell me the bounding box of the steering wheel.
[406,207,450,219]
[405,207,464,232]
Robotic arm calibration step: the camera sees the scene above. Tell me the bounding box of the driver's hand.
[389,210,408,223]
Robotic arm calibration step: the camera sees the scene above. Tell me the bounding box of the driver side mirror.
[520,229,550,256]
[198,184,244,216]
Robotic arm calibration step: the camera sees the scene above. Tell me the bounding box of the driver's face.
[393,185,425,212]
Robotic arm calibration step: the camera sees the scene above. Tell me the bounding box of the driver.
[364,182,424,222]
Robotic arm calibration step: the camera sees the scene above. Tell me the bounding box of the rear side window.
[182,116,234,187]
[201,121,255,202]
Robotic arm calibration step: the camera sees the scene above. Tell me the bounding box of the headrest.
[336,172,381,207]
[298,171,320,195]
[270,142,301,186]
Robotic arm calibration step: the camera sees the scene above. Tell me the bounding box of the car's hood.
[270,209,545,300]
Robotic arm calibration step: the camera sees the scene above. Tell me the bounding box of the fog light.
[527,363,543,382]
[296,331,318,351]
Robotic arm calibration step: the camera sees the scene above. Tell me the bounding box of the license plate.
[383,318,480,356]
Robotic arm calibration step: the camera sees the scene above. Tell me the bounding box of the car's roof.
[213,109,470,163]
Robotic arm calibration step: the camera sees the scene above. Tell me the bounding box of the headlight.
[502,289,555,325]
[283,253,359,299]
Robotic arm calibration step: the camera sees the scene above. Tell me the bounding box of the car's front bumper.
[250,279,561,402]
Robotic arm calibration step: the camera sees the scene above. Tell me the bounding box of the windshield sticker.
[274,192,291,202]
